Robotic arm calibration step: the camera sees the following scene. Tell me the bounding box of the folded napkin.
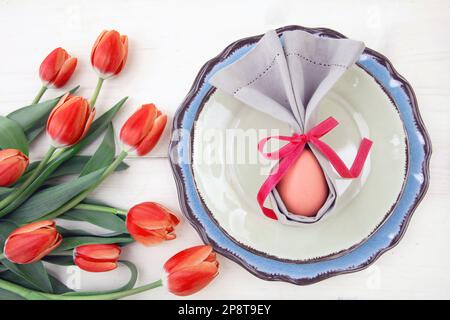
[209,29,372,225]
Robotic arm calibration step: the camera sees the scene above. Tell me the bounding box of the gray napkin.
[209,29,365,225]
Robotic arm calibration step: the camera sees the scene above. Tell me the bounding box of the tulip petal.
[46,96,93,146]
[126,220,166,246]
[46,93,71,132]
[0,149,29,186]
[125,202,180,246]
[9,220,55,236]
[0,162,22,186]
[4,229,60,264]
[78,107,96,142]
[165,231,177,241]
[204,251,217,263]
[32,233,63,263]
[155,203,180,226]
[167,211,181,227]
[92,30,126,77]
[51,57,78,88]
[90,30,108,65]
[136,114,167,156]
[47,97,87,144]
[120,104,157,149]
[128,202,178,230]
[163,245,213,274]
[0,148,27,161]
[74,256,118,272]
[75,244,121,261]
[166,261,219,296]
[114,35,128,75]
[39,47,68,85]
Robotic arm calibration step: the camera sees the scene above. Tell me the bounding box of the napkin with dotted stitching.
[209,29,365,225]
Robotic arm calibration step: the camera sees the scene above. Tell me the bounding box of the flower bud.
[163,245,219,296]
[120,104,167,156]
[4,220,62,264]
[0,149,29,187]
[74,244,121,272]
[126,202,180,246]
[46,93,95,147]
[39,47,77,88]
[91,30,128,79]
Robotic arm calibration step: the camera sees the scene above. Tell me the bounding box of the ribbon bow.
[257,117,373,220]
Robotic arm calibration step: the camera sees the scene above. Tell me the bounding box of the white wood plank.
[1,0,449,299]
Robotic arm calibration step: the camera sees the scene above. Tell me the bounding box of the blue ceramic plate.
[169,25,431,284]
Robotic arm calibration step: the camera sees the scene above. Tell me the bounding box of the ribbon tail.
[307,116,339,137]
[311,137,373,178]
[257,144,306,220]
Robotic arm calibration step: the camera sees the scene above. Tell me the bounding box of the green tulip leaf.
[0,224,54,294]
[0,221,18,246]
[0,269,70,294]
[0,97,128,217]
[55,155,127,179]
[0,187,14,200]
[0,287,25,300]
[1,260,53,293]
[60,209,127,233]
[7,86,80,142]
[79,124,116,177]
[56,235,133,252]
[0,269,27,299]
[43,255,74,267]
[55,225,123,238]
[6,169,104,223]
[73,96,128,152]
[20,155,128,183]
[49,274,74,294]
[0,116,29,155]
[55,226,94,237]
[25,127,45,143]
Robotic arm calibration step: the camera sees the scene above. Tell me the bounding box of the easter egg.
[277,148,328,217]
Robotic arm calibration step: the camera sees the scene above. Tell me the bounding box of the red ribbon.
[257,117,373,220]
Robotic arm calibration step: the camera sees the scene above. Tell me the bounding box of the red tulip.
[0,149,29,187]
[74,244,121,272]
[119,104,167,156]
[3,220,62,264]
[91,30,128,79]
[39,47,77,88]
[163,245,219,296]
[126,202,180,246]
[46,93,95,147]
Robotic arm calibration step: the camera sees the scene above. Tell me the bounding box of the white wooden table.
[0,0,449,299]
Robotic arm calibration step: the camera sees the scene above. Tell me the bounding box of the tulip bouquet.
[0,30,219,300]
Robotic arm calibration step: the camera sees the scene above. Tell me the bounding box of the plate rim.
[190,68,408,263]
[169,25,432,285]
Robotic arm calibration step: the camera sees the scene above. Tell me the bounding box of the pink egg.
[277,148,329,217]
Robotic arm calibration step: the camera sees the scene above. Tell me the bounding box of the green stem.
[16,147,67,184]
[0,279,49,299]
[42,150,128,220]
[0,146,74,217]
[48,147,66,162]
[74,203,127,215]
[0,146,56,210]
[0,278,162,300]
[32,85,47,105]
[46,251,73,257]
[89,77,104,108]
